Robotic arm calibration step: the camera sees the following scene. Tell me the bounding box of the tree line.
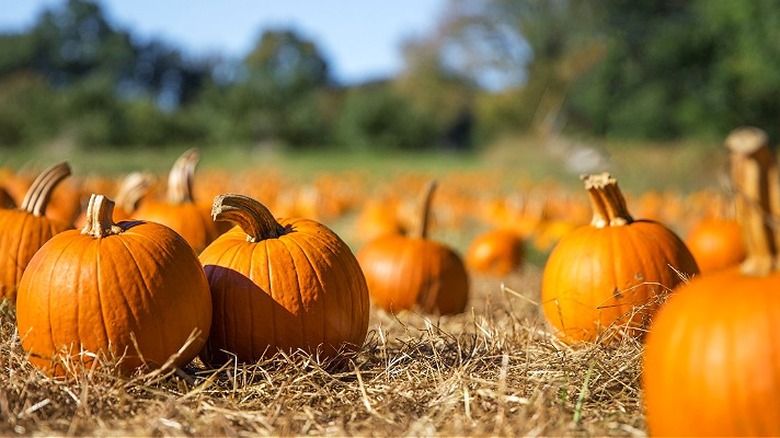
[2,0,780,151]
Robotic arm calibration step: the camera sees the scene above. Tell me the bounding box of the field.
[0,135,729,436]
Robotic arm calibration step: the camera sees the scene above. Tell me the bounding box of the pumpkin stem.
[211,194,285,242]
[725,126,780,276]
[115,172,155,214]
[81,194,123,238]
[414,180,438,239]
[167,148,199,205]
[581,172,633,228]
[20,161,72,217]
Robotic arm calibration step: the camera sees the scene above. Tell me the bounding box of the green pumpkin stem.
[582,172,634,228]
[725,126,780,276]
[81,194,123,238]
[414,180,438,239]
[20,161,72,217]
[211,194,284,242]
[115,172,155,214]
[167,148,199,205]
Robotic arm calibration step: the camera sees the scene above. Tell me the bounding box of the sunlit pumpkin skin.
[16,194,212,376]
[541,173,699,344]
[465,228,524,276]
[685,219,746,274]
[0,162,73,302]
[643,127,780,436]
[134,148,219,252]
[198,194,369,365]
[357,181,469,315]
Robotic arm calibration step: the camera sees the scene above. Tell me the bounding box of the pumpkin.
[0,162,74,302]
[74,172,156,229]
[357,180,469,315]
[0,186,15,209]
[198,194,369,365]
[465,228,524,276]
[16,194,212,376]
[134,148,219,252]
[685,218,746,274]
[540,172,699,344]
[643,126,780,436]
[1,166,82,226]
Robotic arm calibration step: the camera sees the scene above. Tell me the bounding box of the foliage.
[4,0,780,148]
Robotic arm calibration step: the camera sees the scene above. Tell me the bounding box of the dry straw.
[0,267,647,436]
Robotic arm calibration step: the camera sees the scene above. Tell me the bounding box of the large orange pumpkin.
[685,218,746,274]
[16,194,212,376]
[541,172,699,344]
[134,148,219,252]
[643,126,780,436]
[198,194,369,365]
[0,162,74,302]
[357,180,469,315]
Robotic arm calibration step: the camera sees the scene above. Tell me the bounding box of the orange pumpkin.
[685,218,746,274]
[0,162,73,302]
[134,148,219,252]
[541,172,699,344]
[1,166,82,226]
[357,181,469,315]
[465,228,524,276]
[16,194,212,376]
[74,172,156,229]
[643,126,780,436]
[198,194,369,365]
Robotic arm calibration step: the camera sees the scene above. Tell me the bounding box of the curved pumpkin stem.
[725,126,780,276]
[167,148,199,205]
[81,194,123,238]
[211,194,285,242]
[115,172,155,214]
[413,180,438,240]
[581,172,634,228]
[20,162,71,217]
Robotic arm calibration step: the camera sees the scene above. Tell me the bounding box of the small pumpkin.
[0,162,74,302]
[357,180,469,315]
[134,148,219,252]
[465,228,524,276]
[685,218,746,274]
[643,126,780,436]
[540,172,699,344]
[198,194,369,365]
[16,194,212,376]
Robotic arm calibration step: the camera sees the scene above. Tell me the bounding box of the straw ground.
[0,265,650,437]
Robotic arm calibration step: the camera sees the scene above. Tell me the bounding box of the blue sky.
[0,0,448,84]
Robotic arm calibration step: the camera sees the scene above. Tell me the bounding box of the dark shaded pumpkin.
[198,194,369,365]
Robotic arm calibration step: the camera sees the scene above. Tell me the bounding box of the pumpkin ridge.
[279,235,321,349]
[287,229,352,346]
[119,229,175,356]
[93,238,119,362]
[46,233,82,357]
[302,222,368,342]
[113,234,167,358]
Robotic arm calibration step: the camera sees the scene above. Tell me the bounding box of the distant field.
[2,134,727,193]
